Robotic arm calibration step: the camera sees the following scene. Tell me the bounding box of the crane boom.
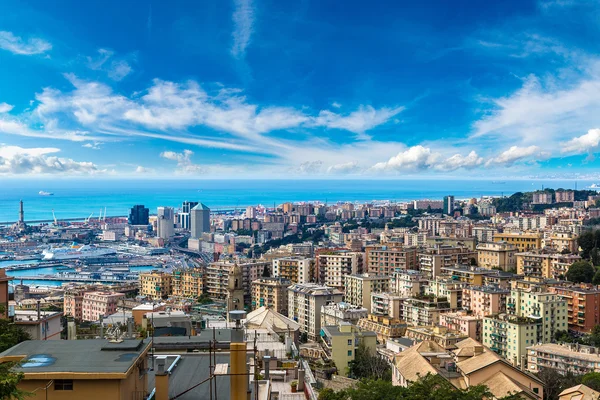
[52,209,57,225]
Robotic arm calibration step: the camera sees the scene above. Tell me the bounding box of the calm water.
[0,179,592,222]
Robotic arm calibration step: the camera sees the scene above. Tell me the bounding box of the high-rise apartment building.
[316,251,364,289]
[287,283,343,341]
[179,201,198,230]
[128,205,149,225]
[190,203,211,239]
[156,207,175,239]
[549,286,600,333]
[272,256,313,284]
[344,273,390,311]
[477,242,517,271]
[251,277,291,314]
[172,267,205,299]
[443,195,455,215]
[365,245,418,275]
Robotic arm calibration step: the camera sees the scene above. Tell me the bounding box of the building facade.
[287,283,343,341]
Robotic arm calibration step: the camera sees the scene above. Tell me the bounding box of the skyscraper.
[190,203,211,239]
[157,207,175,239]
[178,201,198,230]
[128,205,149,225]
[443,195,455,215]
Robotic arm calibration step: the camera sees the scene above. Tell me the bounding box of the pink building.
[462,286,510,317]
[439,311,482,341]
[63,288,86,320]
[82,291,125,322]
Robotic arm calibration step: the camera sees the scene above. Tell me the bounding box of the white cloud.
[87,48,114,70]
[372,146,440,171]
[82,141,103,150]
[231,0,254,59]
[472,66,600,145]
[327,161,360,174]
[486,145,542,166]
[314,105,404,139]
[0,103,14,113]
[160,149,205,174]
[0,145,97,174]
[437,151,484,171]
[0,31,52,55]
[331,102,342,109]
[293,161,324,174]
[561,129,600,154]
[108,60,132,81]
[135,165,153,174]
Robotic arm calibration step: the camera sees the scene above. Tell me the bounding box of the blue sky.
[1,0,600,179]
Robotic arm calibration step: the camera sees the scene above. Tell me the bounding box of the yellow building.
[476,241,517,271]
[356,314,407,343]
[516,251,581,279]
[344,273,390,311]
[440,265,486,286]
[251,277,291,314]
[172,267,205,299]
[139,271,173,300]
[405,326,467,350]
[493,232,543,251]
[320,322,377,377]
[483,314,540,368]
[0,339,151,400]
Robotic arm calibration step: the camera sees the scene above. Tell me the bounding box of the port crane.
[52,209,57,226]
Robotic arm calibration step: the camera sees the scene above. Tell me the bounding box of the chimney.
[230,342,249,400]
[36,300,41,321]
[473,345,484,355]
[127,317,133,339]
[155,356,169,400]
[99,316,104,339]
[263,355,270,380]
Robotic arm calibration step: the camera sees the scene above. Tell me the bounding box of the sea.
[0,178,594,223]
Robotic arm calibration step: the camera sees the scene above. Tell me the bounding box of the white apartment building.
[287,283,343,341]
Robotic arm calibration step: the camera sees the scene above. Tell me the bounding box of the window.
[348,350,352,356]
[347,339,352,346]
[55,380,73,390]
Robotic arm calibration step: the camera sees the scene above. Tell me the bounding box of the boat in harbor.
[42,244,116,261]
[39,191,54,196]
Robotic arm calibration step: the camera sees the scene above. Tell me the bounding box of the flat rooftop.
[0,339,151,374]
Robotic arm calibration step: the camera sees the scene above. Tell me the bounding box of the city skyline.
[1,1,600,179]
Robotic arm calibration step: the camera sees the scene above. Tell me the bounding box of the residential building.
[0,339,151,400]
[418,245,477,278]
[533,192,553,204]
[190,203,211,239]
[405,325,467,349]
[156,206,175,240]
[549,286,600,332]
[425,277,466,309]
[493,232,543,251]
[0,268,13,318]
[473,226,498,243]
[403,232,427,247]
[206,261,268,305]
[509,287,568,344]
[483,314,542,368]
[477,242,517,271]
[14,310,63,340]
[287,283,343,341]
[371,292,402,318]
[528,343,600,376]
[559,385,600,400]
[172,267,205,299]
[391,269,426,297]
[320,322,377,377]
[400,297,451,327]
[272,256,313,284]
[140,271,173,300]
[356,314,407,343]
[251,277,291,314]
[393,338,544,399]
[545,232,579,253]
[365,245,418,275]
[317,251,363,289]
[128,204,149,225]
[440,265,487,285]
[516,251,581,279]
[63,287,86,320]
[344,273,390,310]
[439,311,482,341]
[462,286,510,317]
[555,190,575,203]
[321,302,369,327]
[82,291,126,322]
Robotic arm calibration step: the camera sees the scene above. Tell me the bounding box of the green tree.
[536,368,579,400]
[581,372,600,392]
[0,362,28,400]
[0,319,30,353]
[566,261,595,283]
[261,264,271,278]
[593,269,600,285]
[578,231,595,259]
[592,247,600,266]
[348,343,391,380]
